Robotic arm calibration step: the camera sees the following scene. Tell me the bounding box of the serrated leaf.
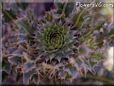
[64,2,75,17]
[23,61,35,73]
[2,70,8,81]
[108,28,114,38]
[16,3,28,10]
[23,69,36,84]
[56,2,75,17]
[8,56,22,65]
[2,9,17,22]
[2,57,11,73]
[72,9,87,27]
[16,19,34,36]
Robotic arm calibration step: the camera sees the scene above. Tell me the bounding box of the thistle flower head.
[33,12,80,62]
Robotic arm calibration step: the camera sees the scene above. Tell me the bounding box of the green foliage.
[72,9,87,28]
[56,2,75,17]
[91,53,103,61]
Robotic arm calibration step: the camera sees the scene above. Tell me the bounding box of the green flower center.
[43,24,66,52]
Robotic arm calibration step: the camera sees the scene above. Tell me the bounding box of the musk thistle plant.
[2,1,114,85]
[15,8,85,84]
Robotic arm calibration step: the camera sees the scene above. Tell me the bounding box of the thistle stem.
[82,74,114,84]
